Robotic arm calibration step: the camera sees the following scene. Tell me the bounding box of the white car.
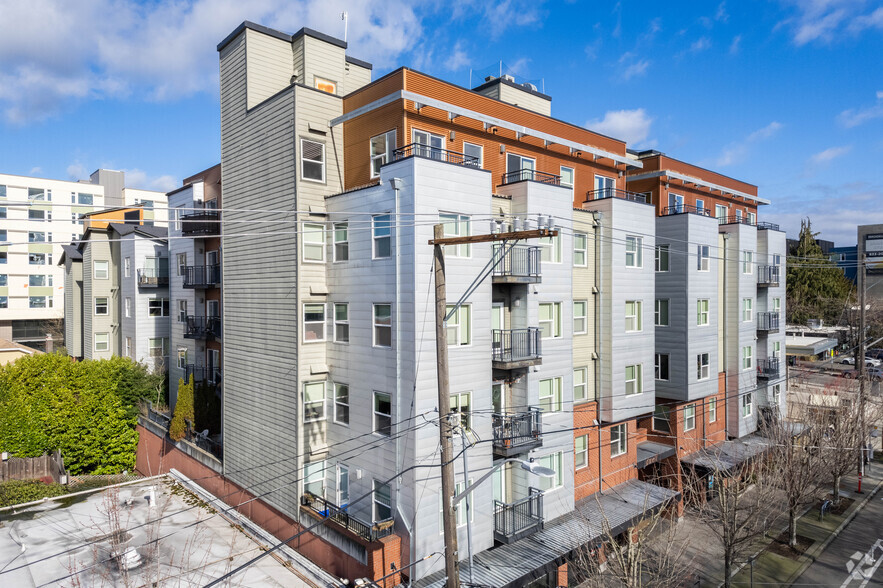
[838,356,880,367]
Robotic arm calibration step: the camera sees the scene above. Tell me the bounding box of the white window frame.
[697,299,710,326]
[300,139,326,183]
[450,391,472,431]
[177,253,186,276]
[697,353,710,380]
[574,367,588,402]
[573,300,588,334]
[625,364,643,396]
[538,302,561,339]
[655,299,669,327]
[125,337,132,358]
[337,465,349,506]
[575,435,588,469]
[697,245,710,271]
[373,480,392,521]
[696,198,705,213]
[303,461,325,497]
[625,236,643,268]
[95,296,109,316]
[333,222,348,262]
[178,300,187,323]
[716,204,728,220]
[374,303,392,348]
[370,130,396,178]
[748,211,756,225]
[124,257,131,278]
[742,250,754,274]
[684,404,696,432]
[94,260,109,279]
[538,233,562,264]
[560,166,575,188]
[741,392,753,417]
[94,332,109,352]
[315,76,337,94]
[742,345,753,371]
[374,391,392,437]
[463,142,483,167]
[709,397,717,423]
[334,303,349,343]
[373,214,392,259]
[573,233,588,267]
[440,212,471,258]
[303,381,326,423]
[413,129,445,158]
[537,452,563,491]
[538,377,563,413]
[148,337,168,358]
[333,383,349,425]
[148,298,169,317]
[742,298,753,322]
[625,300,642,332]
[655,353,669,381]
[177,347,187,369]
[446,304,471,346]
[303,223,326,262]
[610,424,627,458]
[772,383,781,405]
[303,303,326,343]
[655,244,670,272]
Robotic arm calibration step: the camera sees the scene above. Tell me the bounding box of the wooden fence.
[0,451,66,483]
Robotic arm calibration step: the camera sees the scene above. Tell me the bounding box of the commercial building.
[0,170,165,351]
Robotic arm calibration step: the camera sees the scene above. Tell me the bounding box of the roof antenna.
[341,11,348,43]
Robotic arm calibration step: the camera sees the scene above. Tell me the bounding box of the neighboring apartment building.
[167,164,223,411]
[0,170,165,350]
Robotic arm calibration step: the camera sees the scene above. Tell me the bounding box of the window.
[668,192,684,213]
[573,300,588,334]
[29,209,45,221]
[716,204,728,221]
[625,301,642,332]
[655,244,670,272]
[573,233,588,267]
[28,231,45,243]
[304,303,326,342]
[709,398,717,423]
[95,297,109,315]
[697,299,710,326]
[772,254,782,266]
[94,260,109,279]
[303,381,326,422]
[29,296,47,308]
[148,338,168,357]
[28,188,45,201]
[625,364,642,396]
[334,303,349,342]
[463,142,483,167]
[439,478,474,529]
[450,392,471,430]
[772,297,781,313]
[684,405,696,431]
[0,275,5,286]
[207,300,219,318]
[742,298,753,322]
[374,392,392,436]
[0,229,6,241]
[29,253,46,265]
[695,199,705,213]
[413,129,445,159]
[697,353,710,380]
[124,257,131,278]
[177,348,187,369]
[537,452,563,491]
[94,333,109,352]
[748,211,756,224]
[303,223,326,262]
[333,222,348,261]
[560,166,574,188]
[595,175,615,198]
[0,207,5,219]
[315,76,336,94]
[655,299,669,327]
[374,480,392,521]
[446,304,471,345]
[742,251,753,274]
[178,300,187,323]
[575,435,588,469]
[337,465,349,506]
[741,392,753,417]
[625,236,642,267]
[742,345,753,370]
[125,337,132,358]
[573,367,588,402]
[148,298,169,317]
[28,275,46,287]
[177,253,186,276]
[697,245,710,271]
[773,340,782,359]
[538,233,561,264]
[772,383,781,405]
[370,130,396,177]
[655,353,670,381]
[0,253,6,264]
[0,296,6,309]
[610,424,627,457]
[440,213,471,257]
[373,214,392,258]
[538,302,561,339]
[374,303,392,347]
[77,193,93,205]
[539,377,563,412]
[301,139,325,182]
[303,461,325,498]
[334,383,349,425]
[506,152,536,180]
[653,406,671,433]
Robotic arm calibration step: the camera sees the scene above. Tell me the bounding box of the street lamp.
[451,456,555,586]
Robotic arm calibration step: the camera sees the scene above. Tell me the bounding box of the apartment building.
[167,164,223,411]
[0,170,165,350]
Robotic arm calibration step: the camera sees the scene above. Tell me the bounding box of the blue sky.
[1,0,882,244]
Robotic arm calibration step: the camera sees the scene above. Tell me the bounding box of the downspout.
[594,212,603,493]
[722,233,729,439]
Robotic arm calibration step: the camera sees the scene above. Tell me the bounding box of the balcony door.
[492,461,508,504]
[492,381,505,414]
[507,153,535,181]
[594,175,615,199]
[412,129,444,159]
[716,204,728,222]
[668,193,684,213]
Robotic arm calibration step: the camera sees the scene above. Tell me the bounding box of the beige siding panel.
[303,36,346,96]
[498,84,552,116]
[292,37,305,83]
[245,29,294,109]
[343,62,371,94]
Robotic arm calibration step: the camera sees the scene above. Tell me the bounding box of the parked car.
[837,356,880,367]
[867,348,883,361]
[868,367,883,381]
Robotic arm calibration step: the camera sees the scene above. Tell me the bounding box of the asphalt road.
[795,484,883,587]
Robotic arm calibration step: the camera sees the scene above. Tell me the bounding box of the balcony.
[492,328,542,370]
[492,409,543,458]
[757,357,780,379]
[661,204,712,217]
[137,268,169,287]
[300,492,395,543]
[585,188,652,205]
[492,244,542,284]
[391,143,480,168]
[757,312,780,334]
[183,315,222,340]
[181,212,220,236]
[494,487,544,544]
[757,265,780,287]
[183,264,221,289]
[501,169,561,186]
[184,364,222,387]
[757,221,781,231]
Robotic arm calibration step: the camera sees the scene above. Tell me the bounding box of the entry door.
[595,175,615,199]
[492,382,505,414]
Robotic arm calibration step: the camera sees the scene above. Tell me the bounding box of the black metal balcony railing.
[757,357,780,379]
[501,169,561,186]
[494,487,544,544]
[661,204,713,217]
[184,315,222,340]
[183,264,221,289]
[492,244,541,283]
[585,188,652,205]
[137,267,169,287]
[181,212,220,236]
[757,221,781,231]
[757,312,780,333]
[184,364,222,386]
[757,265,780,286]
[391,143,480,168]
[493,409,543,457]
[492,328,542,367]
[301,492,395,543]
[718,214,754,226]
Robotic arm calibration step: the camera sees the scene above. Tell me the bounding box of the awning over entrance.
[680,435,770,474]
[786,335,838,356]
[636,440,677,468]
[415,479,679,588]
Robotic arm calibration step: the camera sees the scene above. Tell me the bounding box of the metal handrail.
[501,169,561,186]
[757,221,781,231]
[492,409,542,449]
[661,204,712,216]
[391,143,480,167]
[718,215,754,226]
[492,244,541,279]
[184,364,222,386]
[181,212,220,236]
[494,487,543,541]
[757,265,780,285]
[757,357,780,378]
[184,315,222,339]
[585,188,652,204]
[183,264,221,288]
[757,312,780,332]
[137,267,169,286]
[301,492,395,542]
[492,328,541,363]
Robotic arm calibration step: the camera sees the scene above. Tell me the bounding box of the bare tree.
[685,450,780,588]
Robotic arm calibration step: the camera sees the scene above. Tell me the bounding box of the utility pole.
[431,222,558,588]
[858,252,867,493]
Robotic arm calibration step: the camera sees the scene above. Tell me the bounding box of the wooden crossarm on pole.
[428,229,559,246]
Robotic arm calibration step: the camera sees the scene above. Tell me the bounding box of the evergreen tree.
[169,375,195,442]
[787,218,854,325]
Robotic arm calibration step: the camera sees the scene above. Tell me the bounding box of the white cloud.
[729,35,742,54]
[149,175,179,192]
[716,2,729,22]
[779,0,883,46]
[809,145,852,166]
[444,41,470,71]
[838,92,883,127]
[618,52,651,80]
[29,167,42,176]
[586,108,654,146]
[66,163,88,181]
[121,169,179,192]
[770,182,883,244]
[714,121,783,167]
[689,37,712,52]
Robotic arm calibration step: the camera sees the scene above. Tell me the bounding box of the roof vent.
[485,75,497,82]
[523,82,537,91]
[502,74,515,83]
